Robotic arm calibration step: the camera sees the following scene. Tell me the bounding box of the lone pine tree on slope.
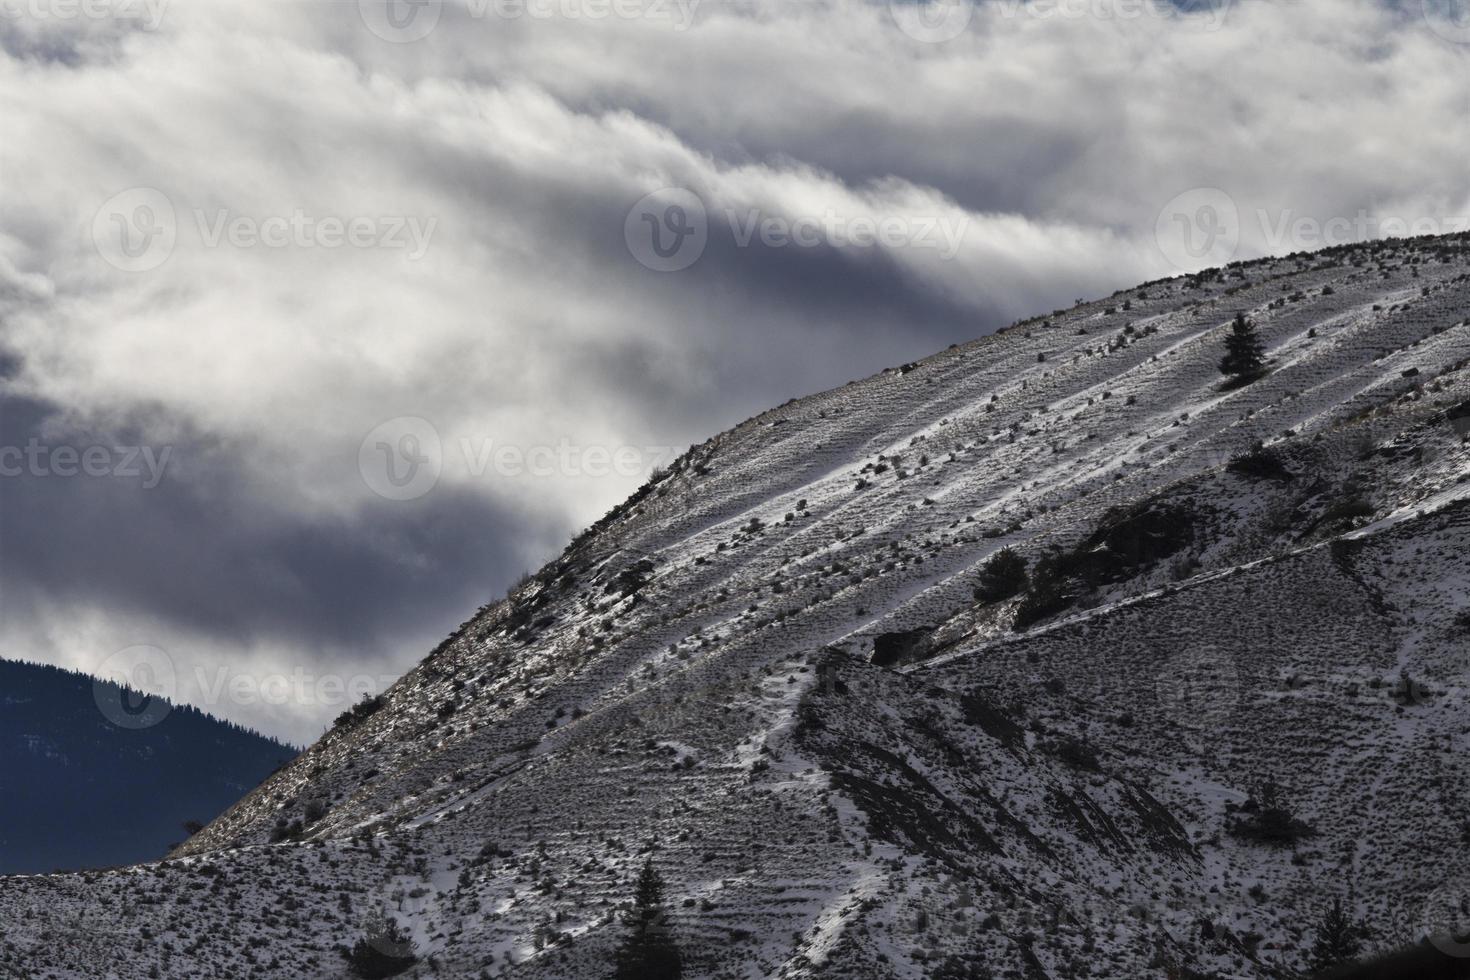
[613,858,682,980]
[1306,896,1364,974]
[1219,311,1266,383]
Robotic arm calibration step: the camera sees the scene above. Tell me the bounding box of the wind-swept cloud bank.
[0,0,1466,740]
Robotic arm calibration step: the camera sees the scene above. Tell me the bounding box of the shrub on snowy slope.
[347,907,417,979]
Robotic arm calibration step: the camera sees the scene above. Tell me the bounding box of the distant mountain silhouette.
[0,658,296,875]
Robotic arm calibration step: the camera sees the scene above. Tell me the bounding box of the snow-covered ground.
[6,234,1470,979]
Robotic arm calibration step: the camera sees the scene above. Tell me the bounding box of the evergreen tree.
[1307,896,1363,974]
[613,859,682,980]
[1219,312,1266,382]
[974,548,1029,603]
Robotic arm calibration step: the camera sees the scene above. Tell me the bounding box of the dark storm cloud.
[0,0,1466,740]
[0,392,562,740]
[0,394,534,647]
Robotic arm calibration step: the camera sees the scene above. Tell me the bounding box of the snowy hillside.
[6,233,1470,979]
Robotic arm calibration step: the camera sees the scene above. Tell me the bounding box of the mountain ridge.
[6,232,1470,978]
[0,657,296,876]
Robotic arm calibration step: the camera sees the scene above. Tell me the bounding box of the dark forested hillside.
[0,659,296,874]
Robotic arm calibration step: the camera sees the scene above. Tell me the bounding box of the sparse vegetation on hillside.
[1227,782,1315,847]
[8,235,1470,980]
[334,693,385,730]
[347,908,417,979]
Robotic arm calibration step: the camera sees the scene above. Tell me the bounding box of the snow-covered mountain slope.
[6,234,1470,979]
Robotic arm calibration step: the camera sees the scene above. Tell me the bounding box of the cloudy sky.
[0,0,1466,743]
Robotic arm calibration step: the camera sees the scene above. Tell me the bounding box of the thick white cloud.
[0,0,1466,740]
